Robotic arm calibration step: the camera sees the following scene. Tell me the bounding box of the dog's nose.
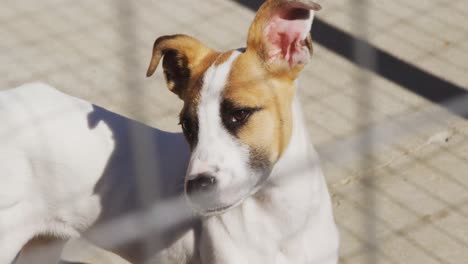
[186,174,217,195]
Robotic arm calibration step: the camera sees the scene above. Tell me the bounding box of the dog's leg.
[0,223,35,264]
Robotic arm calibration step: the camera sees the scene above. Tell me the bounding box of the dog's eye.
[229,109,252,125]
[221,100,262,134]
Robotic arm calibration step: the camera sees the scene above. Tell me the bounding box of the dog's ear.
[246,0,321,78]
[146,34,215,98]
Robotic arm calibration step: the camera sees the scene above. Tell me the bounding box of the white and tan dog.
[0,0,339,263]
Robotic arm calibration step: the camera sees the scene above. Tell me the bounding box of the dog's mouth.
[187,181,267,216]
[188,198,240,216]
[186,193,247,216]
[205,204,235,215]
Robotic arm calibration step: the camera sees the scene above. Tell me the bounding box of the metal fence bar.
[350,1,379,263]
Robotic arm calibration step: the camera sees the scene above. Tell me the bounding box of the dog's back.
[0,83,115,262]
[0,83,114,211]
[0,83,114,179]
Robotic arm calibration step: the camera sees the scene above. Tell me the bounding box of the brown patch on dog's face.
[222,49,296,166]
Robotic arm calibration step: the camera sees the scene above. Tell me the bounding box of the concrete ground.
[1,0,467,263]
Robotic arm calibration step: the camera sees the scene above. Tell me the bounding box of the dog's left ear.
[247,0,321,77]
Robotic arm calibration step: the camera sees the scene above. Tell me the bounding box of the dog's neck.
[269,90,315,183]
[257,88,321,210]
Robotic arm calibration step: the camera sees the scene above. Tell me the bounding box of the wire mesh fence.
[1,0,468,263]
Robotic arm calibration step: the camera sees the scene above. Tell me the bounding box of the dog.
[0,0,339,263]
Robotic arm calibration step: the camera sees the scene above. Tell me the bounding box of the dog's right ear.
[146,34,216,99]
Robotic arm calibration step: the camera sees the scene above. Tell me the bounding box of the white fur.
[0,83,114,263]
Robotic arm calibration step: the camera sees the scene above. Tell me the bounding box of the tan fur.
[213,51,235,66]
[224,50,295,164]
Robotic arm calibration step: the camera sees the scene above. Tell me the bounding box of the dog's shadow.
[84,105,199,261]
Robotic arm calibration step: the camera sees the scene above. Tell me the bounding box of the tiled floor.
[1,0,467,263]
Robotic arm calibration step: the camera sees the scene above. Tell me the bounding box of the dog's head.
[147,0,320,215]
